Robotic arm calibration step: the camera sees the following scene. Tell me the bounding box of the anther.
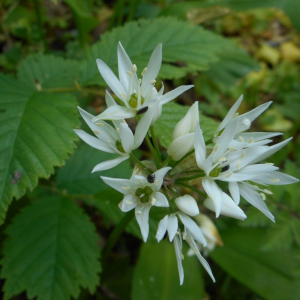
[239,136,245,143]
[233,112,239,119]
[260,193,266,200]
[96,122,104,126]
[263,189,273,195]
[93,130,100,134]
[122,186,130,190]
[150,79,156,85]
[142,67,147,76]
[127,71,133,77]
[249,137,254,144]
[243,118,251,127]
[126,200,133,204]
[132,64,137,72]
[240,151,245,159]
[136,211,142,215]
[214,144,219,152]
[219,157,227,162]
[151,198,156,205]
[237,160,241,170]
[270,179,280,182]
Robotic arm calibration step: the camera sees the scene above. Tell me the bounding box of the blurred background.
[0,0,300,299]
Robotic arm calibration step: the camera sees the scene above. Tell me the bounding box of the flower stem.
[176,182,207,198]
[145,134,160,168]
[150,126,161,161]
[32,0,48,51]
[172,150,194,168]
[160,156,172,168]
[175,172,205,182]
[129,153,152,173]
[102,210,135,261]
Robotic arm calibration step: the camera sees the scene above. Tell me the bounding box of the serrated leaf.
[0,196,101,300]
[79,17,256,86]
[154,102,218,148]
[0,71,79,225]
[17,54,81,89]
[210,228,300,300]
[132,241,205,300]
[261,218,293,251]
[56,144,132,195]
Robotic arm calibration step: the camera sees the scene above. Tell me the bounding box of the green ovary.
[135,186,153,203]
[209,167,221,177]
[116,140,125,153]
[128,93,145,108]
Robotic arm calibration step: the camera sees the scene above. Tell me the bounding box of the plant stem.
[145,134,160,168]
[102,210,135,261]
[176,182,207,198]
[129,153,152,173]
[150,126,161,161]
[172,150,194,168]
[175,172,205,182]
[32,0,48,51]
[160,156,172,168]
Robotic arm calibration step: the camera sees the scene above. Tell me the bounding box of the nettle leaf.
[79,17,255,86]
[0,62,80,224]
[132,241,205,300]
[56,144,133,195]
[154,102,218,148]
[0,196,101,300]
[211,228,300,300]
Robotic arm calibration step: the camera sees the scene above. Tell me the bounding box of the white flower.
[175,194,199,217]
[167,102,199,161]
[194,109,298,221]
[156,212,215,285]
[74,91,156,171]
[92,42,193,124]
[101,167,171,242]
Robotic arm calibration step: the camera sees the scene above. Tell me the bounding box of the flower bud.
[175,195,199,216]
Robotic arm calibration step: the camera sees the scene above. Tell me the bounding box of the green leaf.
[239,206,271,228]
[132,241,205,300]
[0,68,79,224]
[154,102,218,148]
[0,196,101,300]
[17,54,81,89]
[56,144,133,195]
[79,17,256,86]
[210,228,300,300]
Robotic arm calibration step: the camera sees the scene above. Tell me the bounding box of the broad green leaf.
[154,102,218,148]
[79,17,256,86]
[17,54,81,89]
[0,196,101,300]
[56,144,132,195]
[161,0,300,34]
[131,241,205,300]
[0,71,79,225]
[211,228,300,300]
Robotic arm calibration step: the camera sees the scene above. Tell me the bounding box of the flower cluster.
[74,42,298,285]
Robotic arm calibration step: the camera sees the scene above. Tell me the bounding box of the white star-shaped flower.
[92,42,193,124]
[101,167,171,242]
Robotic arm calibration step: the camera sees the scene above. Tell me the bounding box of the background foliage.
[0,0,299,299]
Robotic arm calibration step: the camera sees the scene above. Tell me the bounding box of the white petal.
[173,234,184,285]
[229,182,240,204]
[238,132,283,142]
[194,123,206,169]
[134,103,157,148]
[120,194,138,212]
[96,59,126,99]
[217,94,243,134]
[93,155,129,172]
[204,193,246,220]
[239,101,272,124]
[135,203,152,242]
[105,90,117,107]
[100,174,133,194]
[119,123,134,153]
[175,195,199,217]
[117,42,133,91]
[92,105,135,122]
[159,85,194,105]
[250,138,292,164]
[252,171,299,185]
[153,192,169,207]
[167,133,195,161]
[156,215,168,242]
[74,129,115,153]
[167,214,178,242]
[202,177,222,217]
[141,43,162,95]
[238,183,275,222]
[152,167,172,190]
[178,213,207,246]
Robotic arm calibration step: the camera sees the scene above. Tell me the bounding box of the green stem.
[129,153,152,173]
[160,156,172,168]
[102,210,135,261]
[172,150,194,168]
[150,126,161,162]
[32,0,48,51]
[175,172,205,182]
[176,182,207,198]
[145,134,160,168]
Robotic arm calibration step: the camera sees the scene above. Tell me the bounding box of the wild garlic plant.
[75,42,298,285]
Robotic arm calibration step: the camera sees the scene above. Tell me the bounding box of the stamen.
[141,67,147,76]
[127,71,133,77]
[132,64,137,72]
[265,163,274,166]
[96,122,104,126]
[229,147,235,151]
[270,179,280,183]
[260,193,266,200]
[122,186,130,190]
[239,136,245,143]
[116,127,120,132]
[252,185,259,190]
[237,160,241,170]
[263,189,273,195]
[151,197,156,205]
[214,144,219,152]
[233,112,239,119]
[135,211,142,215]
[93,130,100,135]
[119,93,126,99]
[219,157,227,162]
[249,137,254,144]
[243,118,251,127]
[150,79,156,85]
[138,78,142,84]
[240,151,245,159]
[225,172,232,178]
[181,254,184,260]
[126,200,133,204]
